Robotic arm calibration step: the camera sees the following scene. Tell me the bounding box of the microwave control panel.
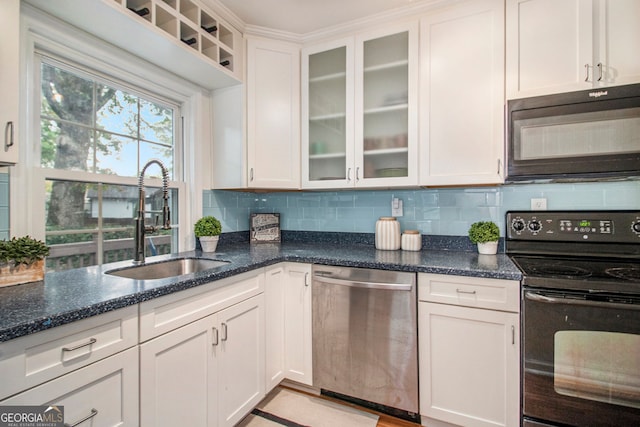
[506,211,640,243]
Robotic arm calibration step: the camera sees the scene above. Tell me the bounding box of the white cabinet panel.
[2,347,139,427]
[419,302,519,427]
[419,273,520,427]
[420,0,504,186]
[0,0,20,165]
[140,316,216,427]
[0,305,138,400]
[265,265,286,391]
[507,0,640,98]
[283,263,312,385]
[217,294,265,427]
[246,37,301,189]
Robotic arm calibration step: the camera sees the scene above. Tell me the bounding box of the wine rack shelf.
[27,0,242,89]
[116,0,240,75]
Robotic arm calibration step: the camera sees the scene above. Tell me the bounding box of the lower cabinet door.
[217,294,265,427]
[284,263,313,385]
[419,302,520,427]
[1,346,139,427]
[140,315,217,427]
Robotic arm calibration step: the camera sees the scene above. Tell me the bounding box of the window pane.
[95,131,138,176]
[41,63,94,125]
[140,99,173,145]
[40,61,177,180]
[45,180,178,272]
[140,142,173,178]
[96,87,139,137]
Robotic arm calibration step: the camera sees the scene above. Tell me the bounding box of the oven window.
[554,330,640,409]
[514,107,640,160]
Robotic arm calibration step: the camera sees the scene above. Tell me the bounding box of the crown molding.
[202,0,468,45]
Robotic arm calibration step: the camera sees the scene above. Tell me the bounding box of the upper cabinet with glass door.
[302,23,418,189]
[506,0,640,99]
[302,39,354,188]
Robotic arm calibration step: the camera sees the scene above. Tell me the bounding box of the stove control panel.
[506,211,640,243]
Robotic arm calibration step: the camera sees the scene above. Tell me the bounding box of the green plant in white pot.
[468,221,500,255]
[194,216,222,252]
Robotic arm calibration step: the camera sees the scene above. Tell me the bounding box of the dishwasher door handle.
[313,275,412,291]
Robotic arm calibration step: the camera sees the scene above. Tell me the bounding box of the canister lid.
[378,217,397,221]
[404,230,420,234]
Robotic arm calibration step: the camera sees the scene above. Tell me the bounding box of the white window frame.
[12,5,212,253]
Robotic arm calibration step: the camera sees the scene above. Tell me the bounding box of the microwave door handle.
[525,291,640,311]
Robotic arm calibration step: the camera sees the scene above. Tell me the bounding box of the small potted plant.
[194,216,222,252]
[468,221,500,255]
[0,236,50,287]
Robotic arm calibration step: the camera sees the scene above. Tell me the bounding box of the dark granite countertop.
[0,241,521,343]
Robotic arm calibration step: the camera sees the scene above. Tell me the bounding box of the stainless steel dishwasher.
[312,265,419,419]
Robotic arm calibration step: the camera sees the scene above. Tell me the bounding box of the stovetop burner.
[606,266,640,281]
[525,263,592,279]
[510,255,640,295]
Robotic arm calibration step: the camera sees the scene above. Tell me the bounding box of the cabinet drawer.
[1,346,139,426]
[0,305,138,400]
[418,273,520,312]
[139,268,264,341]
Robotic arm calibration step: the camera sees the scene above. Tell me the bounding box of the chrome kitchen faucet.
[133,159,171,265]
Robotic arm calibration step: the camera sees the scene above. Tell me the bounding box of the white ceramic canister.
[375,217,401,250]
[401,230,421,251]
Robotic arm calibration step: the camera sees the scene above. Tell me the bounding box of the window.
[39,58,181,271]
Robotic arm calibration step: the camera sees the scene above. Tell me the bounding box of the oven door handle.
[525,290,640,311]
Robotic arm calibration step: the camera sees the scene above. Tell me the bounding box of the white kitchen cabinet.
[0,305,138,401]
[217,293,265,426]
[0,0,20,165]
[246,36,301,189]
[138,268,265,427]
[419,0,504,186]
[264,263,313,389]
[506,0,640,99]
[264,264,286,391]
[141,294,264,427]
[418,273,520,427]
[140,314,216,427]
[283,263,313,385]
[1,346,139,426]
[302,22,418,189]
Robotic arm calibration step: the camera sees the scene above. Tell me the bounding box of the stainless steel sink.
[105,258,229,280]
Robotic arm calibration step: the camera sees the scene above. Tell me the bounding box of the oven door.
[523,289,640,426]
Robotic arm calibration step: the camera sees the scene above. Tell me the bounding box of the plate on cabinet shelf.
[375,168,408,177]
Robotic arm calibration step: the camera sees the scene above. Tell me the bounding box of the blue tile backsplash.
[203,181,640,237]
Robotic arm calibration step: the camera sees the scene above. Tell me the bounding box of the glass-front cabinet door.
[302,39,354,188]
[302,23,417,189]
[355,24,418,187]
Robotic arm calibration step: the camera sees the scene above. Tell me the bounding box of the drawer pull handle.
[64,408,98,427]
[62,338,97,353]
[456,288,476,295]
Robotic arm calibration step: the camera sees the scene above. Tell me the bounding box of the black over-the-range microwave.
[506,83,640,182]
